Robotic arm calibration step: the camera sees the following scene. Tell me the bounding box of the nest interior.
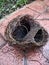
[12,18,30,41]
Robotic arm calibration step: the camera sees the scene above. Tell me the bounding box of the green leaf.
[16,0,28,7]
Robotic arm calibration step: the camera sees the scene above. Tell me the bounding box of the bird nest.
[5,14,48,50]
